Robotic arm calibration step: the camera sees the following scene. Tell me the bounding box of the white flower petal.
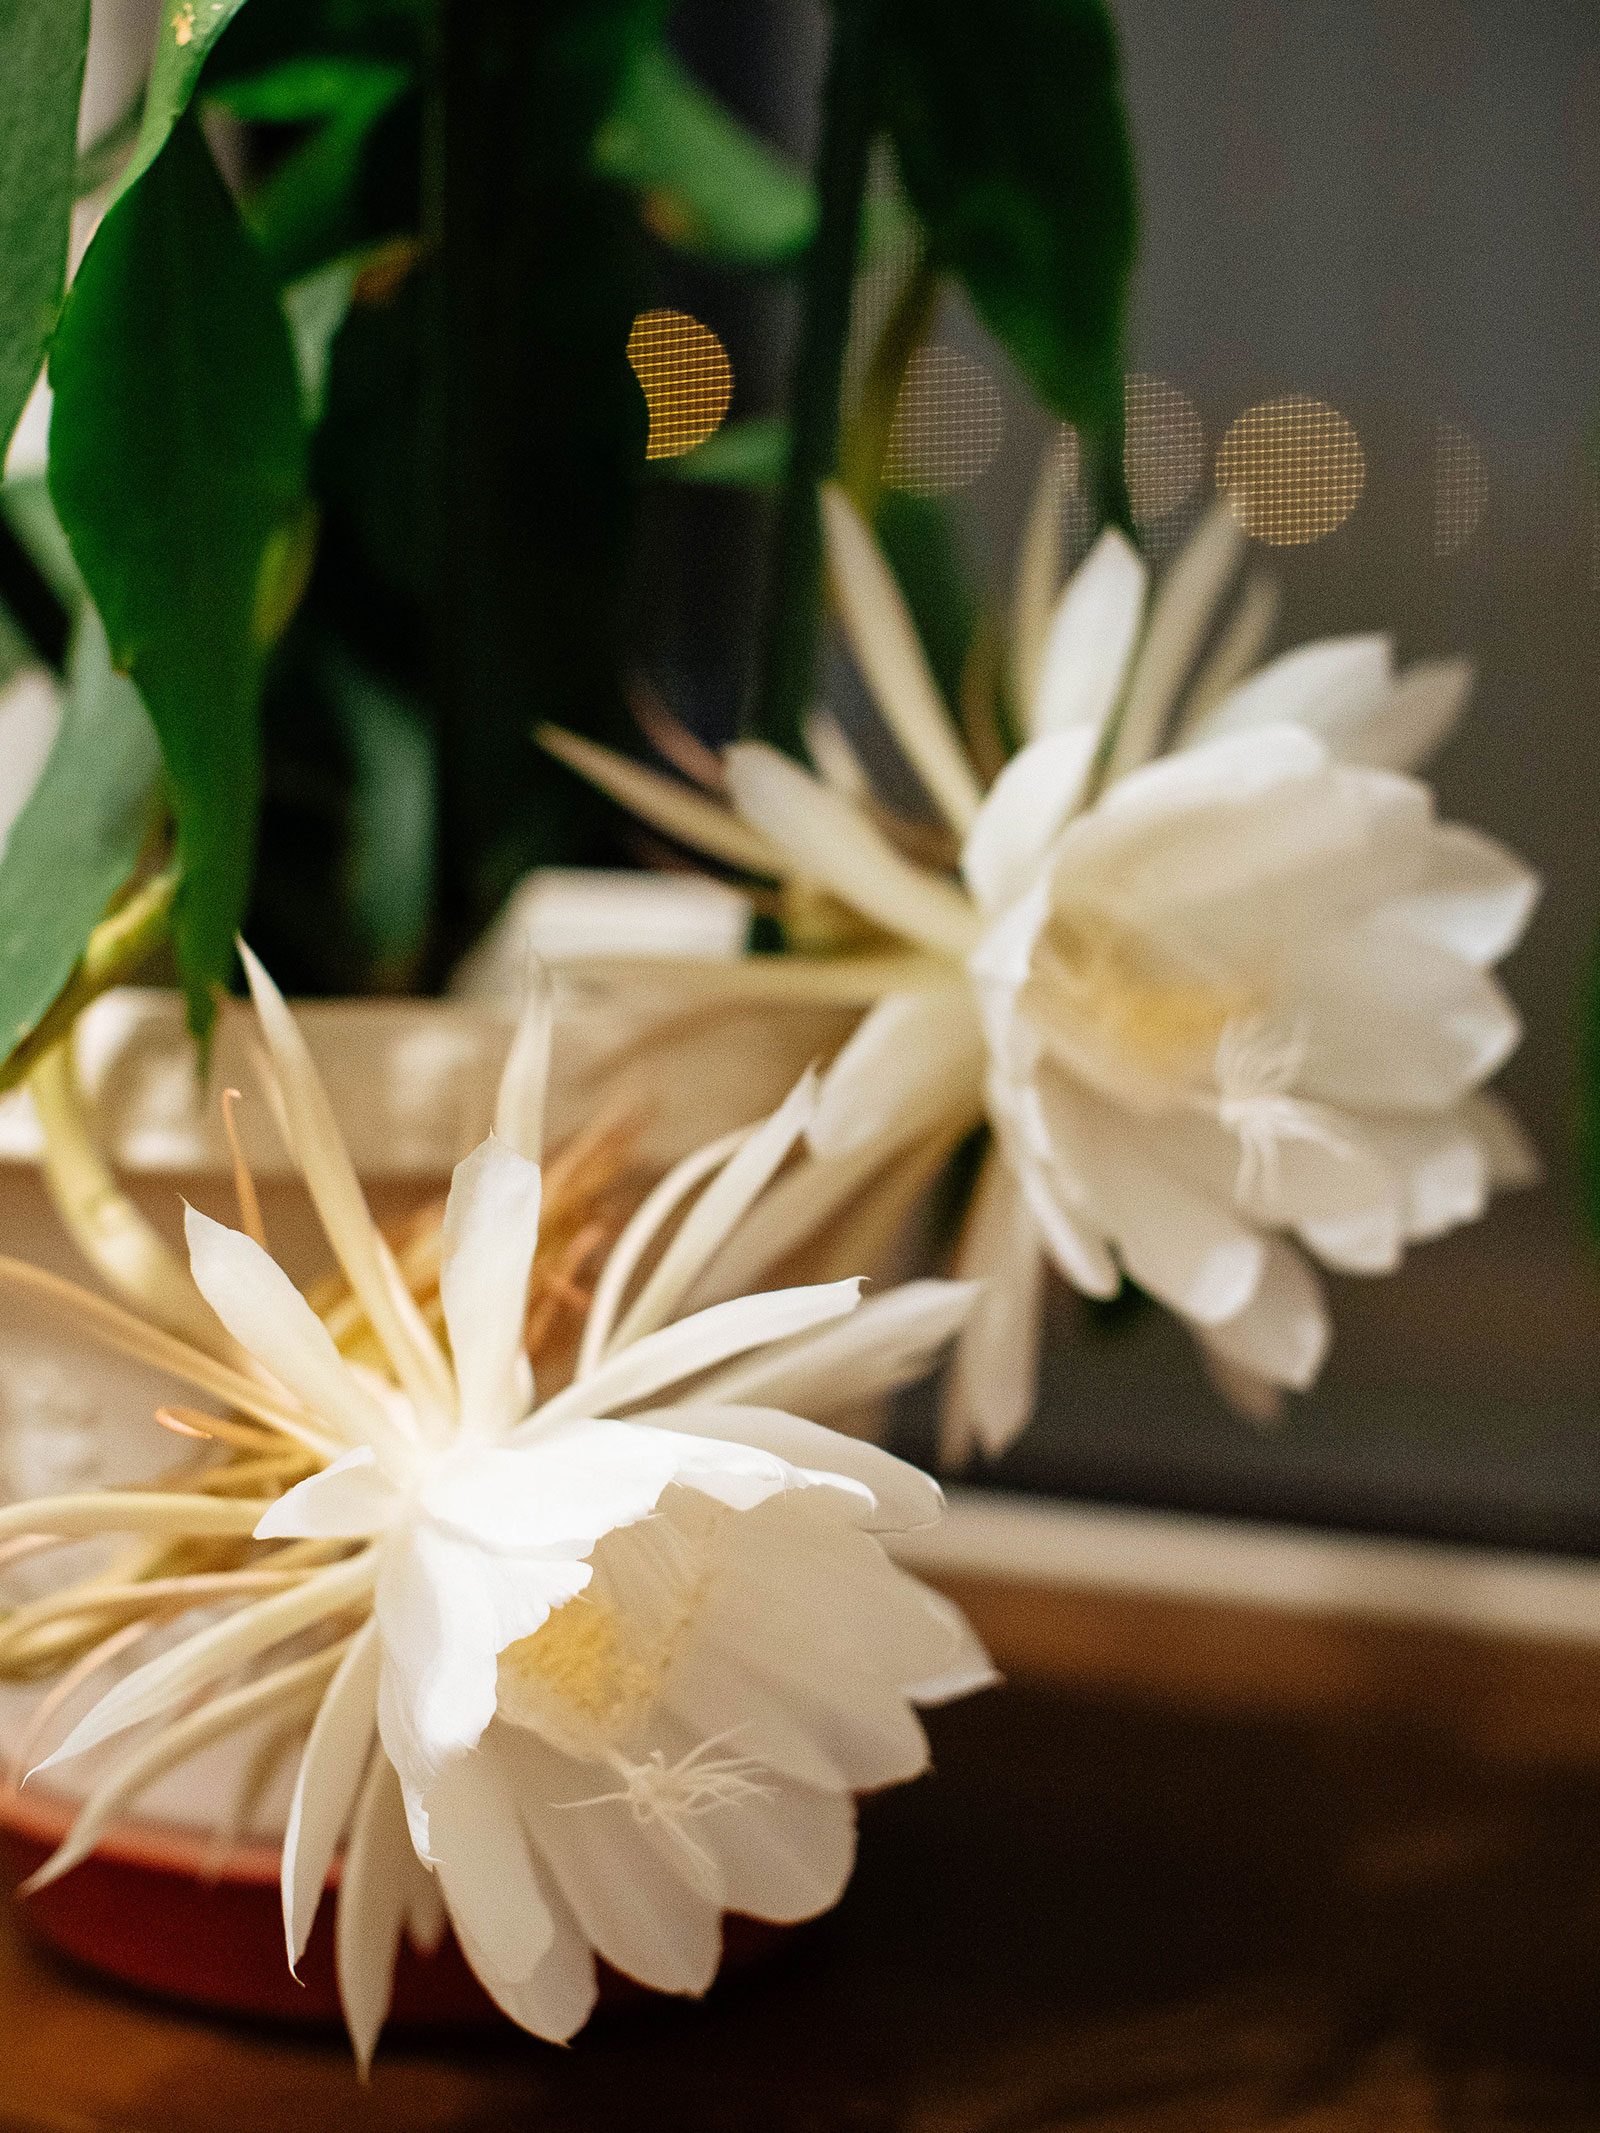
[1356,1111,1489,1243]
[40,1553,376,1771]
[491,964,553,1159]
[643,1403,942,1531]
[665,1643,849,1792]
[652,1714,857,1923]
[1387,822,1539,967]
[375,1524,591,1821]
[1175,570,1281,734]
[1103,499,1244,785]
[960,729,1099,914]
[579,1128,750,1377]
[452,1846,597,2043]
[690,1280,977,1450]
[1345,656,1474,772]
[183,1207,396,1452]
[821,483,983,836]
[239,942,456,1426]
[1197,1236,1328,1391]
[507,1729,723,1995]
[723,742,980,960]
[439,1136,542,1442]
[531,1280,864,1430]
[256,1446,406,1540]
[940,1149,1047,1462]
[1039,1082,1265,1325]
[1029,527,1145,742]
[335,1751,419,2075]
[282,1621,381,1969]
[608,1070,817,1351]
[536,724,784,876]
[809,989,985,1159]
[1179,634,1393,755]
[1289,917,1522,1110]
[419,1426,732,1552]
[427,1735,555,1985]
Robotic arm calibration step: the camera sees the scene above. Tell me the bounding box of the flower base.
[0,1781,786,2029]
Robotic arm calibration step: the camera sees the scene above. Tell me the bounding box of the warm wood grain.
[5,1600,1600,2130]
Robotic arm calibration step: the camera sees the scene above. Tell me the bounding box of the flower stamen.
[559,1731,774,1898]
[1214,1016,1352,1210]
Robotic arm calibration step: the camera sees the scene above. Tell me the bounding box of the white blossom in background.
[543,478,1539,1454]
[0,946,991,2069]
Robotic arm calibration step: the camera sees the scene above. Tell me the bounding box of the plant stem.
[0,866,177,1097]
[838,248,938,524]
[750,0,881,756]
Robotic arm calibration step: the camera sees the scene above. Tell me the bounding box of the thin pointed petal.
[184,1207,396,1451]
[821,483,983,836]
[439,1137,542,1441]
[537,724,784,875]
[607,1071,817,1352]
[282,1621,382,1969]
[724,743,980,960]
[531,1281,863,1430]
[40,1553,376,1771]
[492,963,553,1160]
[238,942,456,1425]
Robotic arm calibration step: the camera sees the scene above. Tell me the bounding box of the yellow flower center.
[497,1596,663,1738]
[1026,905,1250,1104]
[494,1488,724,1755]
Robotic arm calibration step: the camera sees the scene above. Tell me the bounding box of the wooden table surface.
[5,1616,1600,2133]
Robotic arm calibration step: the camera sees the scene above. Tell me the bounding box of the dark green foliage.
[596,40,815,265]
[877,0,1136,436]
[0,612,162,1059]
[0,0,90,456]
[48,116,309,1031]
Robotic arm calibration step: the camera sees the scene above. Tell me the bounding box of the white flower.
[542,481,1539,1452]
[0,945,990,2068]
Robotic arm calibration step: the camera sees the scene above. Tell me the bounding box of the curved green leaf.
[48,115,309,1033]
[117,0,256,201]
[0,0,91,456]
[877,0,1136,433]
[0,609,162,1066]
[670,413,789,489]
[596,43,815,265]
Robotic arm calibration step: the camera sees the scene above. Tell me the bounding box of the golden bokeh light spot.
[1432,416,1488,558]
[1215,395,1365,546]
[1125,373,1205,526]
[884,343,1005,498]
[626,308,734,462]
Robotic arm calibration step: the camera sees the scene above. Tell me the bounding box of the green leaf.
[1,475,86,614]
[211,57,413,284]
[48,115,309,1032]
[877,0,1136,433]
[669,413,789,489]
[596,42,815,265]
[116,0,257,201]
[0,608,162,1063]
[282,256,363,424]
[330,643,435,976]
[0,0,91,457]
[207,54,409,124]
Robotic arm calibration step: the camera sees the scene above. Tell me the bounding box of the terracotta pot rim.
[0,1778,289,1887]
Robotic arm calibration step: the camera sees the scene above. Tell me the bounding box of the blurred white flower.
[0,945,989,2067]
[543,481,1539,1452]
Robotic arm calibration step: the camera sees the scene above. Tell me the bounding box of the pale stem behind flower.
[28,1041,239,1356]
